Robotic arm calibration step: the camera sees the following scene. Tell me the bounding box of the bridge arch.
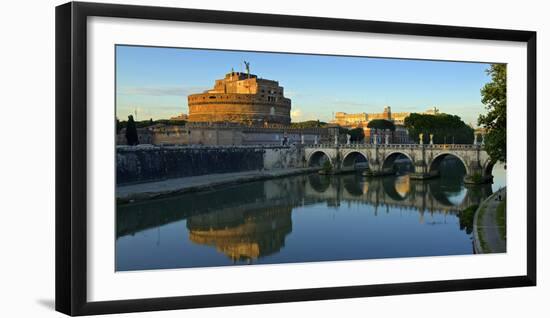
[307,174,331,193]
[428,152,470,176]
[382,151,414,173]
[382,176,410,201]
[307,150,333,168]
[342,175,365,196]
[482,159,497,177]
[427,180,462,207]
[428,181,492,210]
[341,151,368,168]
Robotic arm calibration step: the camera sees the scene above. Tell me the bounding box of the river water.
[116,162,505,271]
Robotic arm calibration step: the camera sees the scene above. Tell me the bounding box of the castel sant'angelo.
[188,65,291,126]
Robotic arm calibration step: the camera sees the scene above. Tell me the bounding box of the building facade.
[364,125,410,144]
[332,106,441,144]
[169,113,188,121]
[188,71,291,126]
[332,106,441,128]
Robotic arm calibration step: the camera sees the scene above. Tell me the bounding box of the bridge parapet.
[307,143,482,150]
[303,144,493,184]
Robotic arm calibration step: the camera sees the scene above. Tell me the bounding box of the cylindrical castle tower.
[188,71,291,126]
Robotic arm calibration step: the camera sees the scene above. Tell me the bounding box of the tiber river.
[116,160,506,271]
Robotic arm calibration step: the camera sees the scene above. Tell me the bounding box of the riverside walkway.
[473,187,507,253]
[117,167,318,203]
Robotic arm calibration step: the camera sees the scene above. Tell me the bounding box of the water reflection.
[116,163,505,271]
[303,173,492,214]
[187,205,292,262]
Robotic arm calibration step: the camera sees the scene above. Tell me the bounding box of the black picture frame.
[55,1,537,316]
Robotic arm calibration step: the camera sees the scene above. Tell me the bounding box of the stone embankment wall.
[263,146,303,169]
[116,145,304,185]
[116,124,332,146]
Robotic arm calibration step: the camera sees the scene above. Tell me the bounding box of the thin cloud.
[330,99,386,114]
[118,85,209,97]
[290,109,303,121]
[116,105,186,121]
[332,100,370,107]
[291,108,330,122]
[285,90,309,99]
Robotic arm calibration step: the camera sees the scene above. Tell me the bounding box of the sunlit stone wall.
[188,72,291,126]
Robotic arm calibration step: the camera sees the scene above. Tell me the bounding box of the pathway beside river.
[117,167,319,203]
[473,187,506,253]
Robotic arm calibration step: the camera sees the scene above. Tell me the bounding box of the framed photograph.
[55,1,536,316]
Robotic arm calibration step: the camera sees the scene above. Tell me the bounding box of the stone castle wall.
[188,93,291,125]
[188,71,291,126]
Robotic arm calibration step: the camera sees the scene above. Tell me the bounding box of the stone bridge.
[304,144,494,184]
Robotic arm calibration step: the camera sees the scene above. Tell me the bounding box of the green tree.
[367,119,395,131]
[348,127,365,143]
[116,117,121,134]
[322,159,333,174]
[404,113,474,144]
[459,205,478,235]
[125,115,139,146]
[478,64,506,163]
[338,127,350,136]
[290,120,327,128]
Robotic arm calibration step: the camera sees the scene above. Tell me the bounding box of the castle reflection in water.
[116,168,497,268]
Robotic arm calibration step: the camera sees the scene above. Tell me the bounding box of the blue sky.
[116,45,494,126]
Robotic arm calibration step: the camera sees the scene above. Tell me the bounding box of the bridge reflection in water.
[116,166,499,271]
